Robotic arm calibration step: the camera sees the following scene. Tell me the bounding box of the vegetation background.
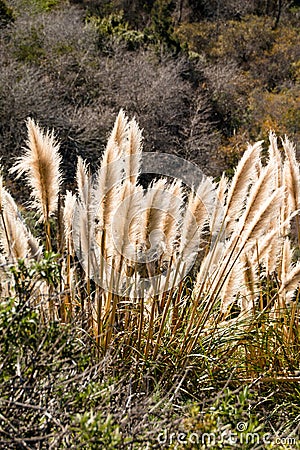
[0,0,299,193]
[0,0,300,448]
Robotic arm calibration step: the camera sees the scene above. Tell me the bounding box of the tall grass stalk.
[10,118,62,252]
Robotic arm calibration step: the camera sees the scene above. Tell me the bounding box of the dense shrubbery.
[2,295,298,448]
[0,1,223,199]
[175,8,300,155]
[1,0,299,198]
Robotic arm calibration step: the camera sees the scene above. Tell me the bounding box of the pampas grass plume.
[10,118,62,223]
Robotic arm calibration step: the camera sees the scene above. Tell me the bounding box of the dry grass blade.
[76,157,92,208]
[240,253,256,315]
[220,258,243,314]
[94,115,125,237]
[124,117,143,185]
[63,190,77,248]
[234,161,276,237]
[0,172,3,213]
[278,261,300,297]
[161,179,183,256]
[74,156,96,268]
[224,141,262,233]
[281,237,293,285]
[179,177,215,269]
[196,187,285,329]
[282,136,300,243]
[194,241,225,297]
[255,228,282,274]
[241,187,285,247]
[73,199,96,278]
[210,173,228,236]
[0,189,42,261]
[268,131,282,189]
[140,179,168,255]
[0,205,28,261]
[107,109,129,156]
[282,136,300,212]
[111,180,143,271]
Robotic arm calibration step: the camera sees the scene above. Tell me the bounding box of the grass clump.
[0,112,300,447]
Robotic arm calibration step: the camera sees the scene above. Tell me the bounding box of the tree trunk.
[273,0,282,29]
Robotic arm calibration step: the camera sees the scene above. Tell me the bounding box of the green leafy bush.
[88,11,146,51]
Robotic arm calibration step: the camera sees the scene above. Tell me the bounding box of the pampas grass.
[179,177,215,273]
[140,178,168,262]
[10,118,62,251]
[3,111,300,380]
[161,179,183,257]
[94,115,126,258]
[124,117,143,185]
[111,180,143,273]
[0,187,42,262]
[224,141,262,234]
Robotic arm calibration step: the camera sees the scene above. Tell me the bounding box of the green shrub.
[88,11,147,51]
[12,24,46,62]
